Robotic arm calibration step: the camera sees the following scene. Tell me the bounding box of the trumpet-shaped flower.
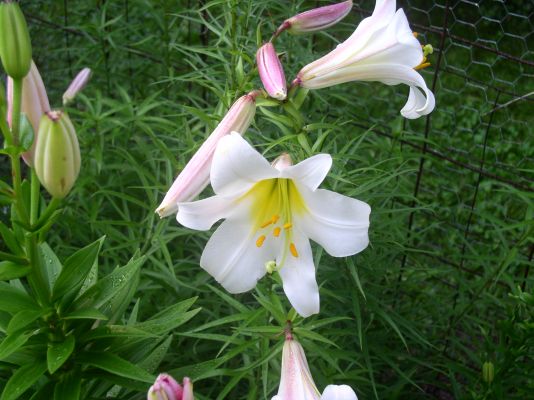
[156,92,257,218]
[297,0,435,119]
[177,133,370,317]
[272,336,358,400]
[257,43,287,100]
[147,374,193,400]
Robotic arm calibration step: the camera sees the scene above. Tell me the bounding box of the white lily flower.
[177,133,370,317]
[297,0,435,119]
[272,336,358,400]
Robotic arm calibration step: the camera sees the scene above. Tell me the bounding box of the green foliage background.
[2,0,532,398]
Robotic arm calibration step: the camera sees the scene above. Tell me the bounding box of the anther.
[256,235,266,247]
[283,223,292,230]
[289,243,298,257]
[272,215,280,223]
[273,227,281,237]
[261,220,273,228]
[415,62,431,70]
[413,31,419,38]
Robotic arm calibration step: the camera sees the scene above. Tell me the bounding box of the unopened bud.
[147,373,193,400]
[156,93,257,218]
[276,1,353,36]
[0,1,32,79]
[257,43,287,100]
[7,60,51,166]
[63,68,92,105]
[482,361,494,384]
[271,153,292,170]
[34,111,81,199]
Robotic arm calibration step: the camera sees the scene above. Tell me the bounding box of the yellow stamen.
[273,227,281,237]
[289,243,298,257]
[261,220,273,228]
[415,62,431,70]
[283,223,292,230]
[413,32,418,38]
[256,235,266,247]
[272,214,280,223]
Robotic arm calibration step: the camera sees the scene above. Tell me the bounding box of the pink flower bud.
[182,377,194,400]
[7,60,50,166]
[256,43,287,100]
[276,0,353,36]
[156,92,257,218]
[147,374,183,400]
[63,67,92,105]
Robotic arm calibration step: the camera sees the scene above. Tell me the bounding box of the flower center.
[241,178,306,264]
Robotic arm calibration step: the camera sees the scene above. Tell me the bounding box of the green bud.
[482,361,494,384]
[34,111,81,199]
[0,1,32,79]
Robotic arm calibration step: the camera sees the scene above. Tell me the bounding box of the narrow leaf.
[0,361,48,400]
[0,262,31,281]
[78,352,155,383]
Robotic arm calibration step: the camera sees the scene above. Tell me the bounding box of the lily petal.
[281,154,332,191]
[278,229,320,318]
[302,63,434,119]
[211,133,277,196]
[200,216,275,293]
[321,385,358,400]
[177,195,237,231]
[297,186,370,257]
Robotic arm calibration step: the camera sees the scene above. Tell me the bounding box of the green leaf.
[0,282,39,314]
[138,335,173,373]
[0,262,31,281]
[62,308,108,321]
[53,372,81,400]
[78,352,154,383]
[7,309,45,334]
[0,360,48,400]
[0,330,35,361]
[134,299,200,335]
[35,243,63,300]
[0,222,22,255]
[81,325,155,342]
[52,237,105,302]
[72,256,145,312]
[54,373,82,400]
[47,335,75,374]
[19,114,34,152]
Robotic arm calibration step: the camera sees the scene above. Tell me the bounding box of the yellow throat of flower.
[241,178,307,268]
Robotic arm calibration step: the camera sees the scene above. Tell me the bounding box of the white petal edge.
[297,186,370,257]
[278,230,319,318]
[302,63,435,119]
[210,132,277,196]
[177,195,237,231]
[280,153,332,191]
[200,216,276,293]
[321,385,358,400]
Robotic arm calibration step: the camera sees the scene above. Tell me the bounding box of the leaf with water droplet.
[47,335,75,374]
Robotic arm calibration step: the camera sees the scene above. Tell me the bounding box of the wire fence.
[18,0,533,395]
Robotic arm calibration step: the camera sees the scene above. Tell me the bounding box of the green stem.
[9,78,29,222]
[11,79,23,146]
[0,112,13,145]
[0,251,29,264]
[30,169,40,225]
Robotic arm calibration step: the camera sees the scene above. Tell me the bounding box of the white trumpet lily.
[272,336,358,400]
[297,0,435,119]
[177,133,370,317]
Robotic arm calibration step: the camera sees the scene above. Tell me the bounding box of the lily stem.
[10,78,29,222]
